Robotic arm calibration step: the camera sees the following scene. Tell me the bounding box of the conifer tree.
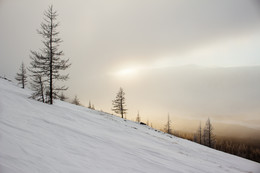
[197,122,202,144]
[203,118,216,148]
[15,62,27,89]
[72,95,80,105]
[30,5,71,104]
[59,92,67,101]
[30,74,45,103]
[136,111,141,123]
[112,87,127,118]
[88,101,92,109]
[146,120,149,126]
[164,113,172,134]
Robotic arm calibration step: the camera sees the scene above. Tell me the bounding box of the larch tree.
[164,113,172,134]
[203,118,216,148]
[30,5,71,104]
[72,95,80,105]
[196,122,202,144]
[59,92,67,101]
[15,62,27,89]
[28,51,46,103]
[136,111,141,123]
[88,101,92,109]
[92,104,95,110]
[29,74,45,103]
[112,87,127,118]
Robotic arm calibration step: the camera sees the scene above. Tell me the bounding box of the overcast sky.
[1,0,260,131]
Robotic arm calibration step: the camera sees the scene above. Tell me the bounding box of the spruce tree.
[15,62,27,89]
[112,87,127,118]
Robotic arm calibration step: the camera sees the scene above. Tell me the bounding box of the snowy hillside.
[0,79,259,173]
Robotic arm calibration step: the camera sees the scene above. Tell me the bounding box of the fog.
[1,0,260,136]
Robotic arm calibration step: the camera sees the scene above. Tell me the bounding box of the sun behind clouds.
[116,67,138,77]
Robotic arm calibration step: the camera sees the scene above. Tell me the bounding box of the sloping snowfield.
[0,79,259,173]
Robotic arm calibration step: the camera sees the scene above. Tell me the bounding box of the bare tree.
[196,122,202,144]
[136,111,141,123]
[30,74,45,103]
[59,92,67,101]
[30,5,71,104]
[112,87,127,118]
[146,119,149,126]
[15,62,27,89]
[88,101,95,109]
[164,113,172,134]
[203,118,216,148]
[72,95,80,105]
[88,101,92,109]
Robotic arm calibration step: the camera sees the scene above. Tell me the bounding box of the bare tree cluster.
[176,127,259,163]
[215,138,260,163]
[195,118,216,148]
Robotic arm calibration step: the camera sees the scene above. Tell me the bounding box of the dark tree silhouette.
[15,62,27,89]
[30,5,71,104]
[112,87,127,118]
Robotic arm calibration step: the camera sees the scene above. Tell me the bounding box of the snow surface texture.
[0,79,259,173]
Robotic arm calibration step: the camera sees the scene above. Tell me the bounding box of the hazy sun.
[116,68,138,76]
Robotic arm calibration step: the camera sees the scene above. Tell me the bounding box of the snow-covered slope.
[0,79,259,173]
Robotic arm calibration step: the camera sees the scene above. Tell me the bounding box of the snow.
[0,79,259,173]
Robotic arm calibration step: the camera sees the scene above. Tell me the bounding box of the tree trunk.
[49,9,53,104]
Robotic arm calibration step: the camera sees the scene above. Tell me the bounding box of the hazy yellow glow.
[116,67,138,76]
